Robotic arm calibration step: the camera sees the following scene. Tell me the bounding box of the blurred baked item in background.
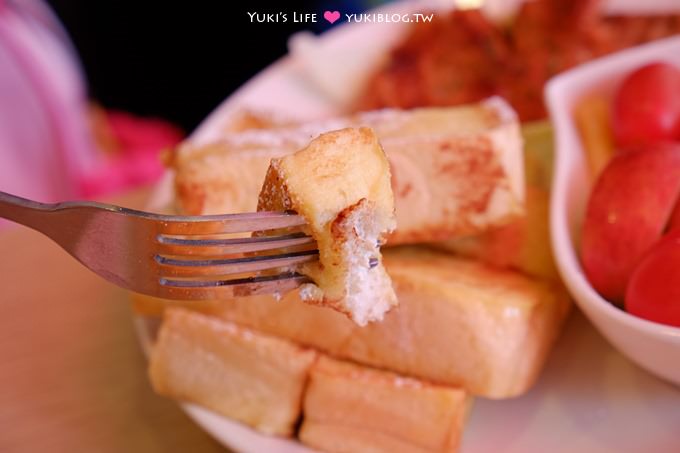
[357,0,680,121]
[440,184,556,281]
[257,128,397,326]
[148,309,317,436]
[437,121,559,281]
[217,109,298,134]
[136,246,570,399]
[172,98,524,244]
[299,355,471,453]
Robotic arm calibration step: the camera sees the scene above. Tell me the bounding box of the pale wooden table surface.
[0,188,226,453]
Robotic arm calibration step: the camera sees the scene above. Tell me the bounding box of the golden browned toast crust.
[299,355,471,453]
[137,248,570,398]
[256,128,398,326]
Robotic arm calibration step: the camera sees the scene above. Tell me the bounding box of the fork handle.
[0,191,55,232]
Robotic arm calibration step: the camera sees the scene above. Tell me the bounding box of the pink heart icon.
[323,10,341,24]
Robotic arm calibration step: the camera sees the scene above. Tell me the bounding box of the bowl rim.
[546,35,680,340]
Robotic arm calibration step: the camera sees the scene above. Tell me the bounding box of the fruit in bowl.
[581,143,680,305]
[547,36,680,386]
[670,202,680,230]
[611,62,680,147]
[579,62,680,327]
[626,229,680,327]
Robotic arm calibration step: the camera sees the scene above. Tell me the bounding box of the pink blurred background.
[0,0,183,206]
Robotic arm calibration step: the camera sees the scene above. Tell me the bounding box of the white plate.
[138,3,680,452]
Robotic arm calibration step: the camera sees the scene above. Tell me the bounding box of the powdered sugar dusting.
[299,283,323,301]
[393,376,423,389]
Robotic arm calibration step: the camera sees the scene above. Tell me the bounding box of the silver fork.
[0,191,317,300]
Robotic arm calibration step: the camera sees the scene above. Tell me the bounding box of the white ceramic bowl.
[546,36,680,386]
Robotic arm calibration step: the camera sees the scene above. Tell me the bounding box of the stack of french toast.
[135,97,571,452]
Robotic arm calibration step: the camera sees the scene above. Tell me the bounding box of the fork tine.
[156,232,316,257]
[158,211,306,235]
[0,189,317,300]
[157,272,311,299]
[155,249,319,278]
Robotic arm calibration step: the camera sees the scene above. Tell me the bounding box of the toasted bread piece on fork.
[257,127,397,326]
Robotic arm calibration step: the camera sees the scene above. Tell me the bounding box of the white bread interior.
[257,127,397,326]
[148,308,317,436]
